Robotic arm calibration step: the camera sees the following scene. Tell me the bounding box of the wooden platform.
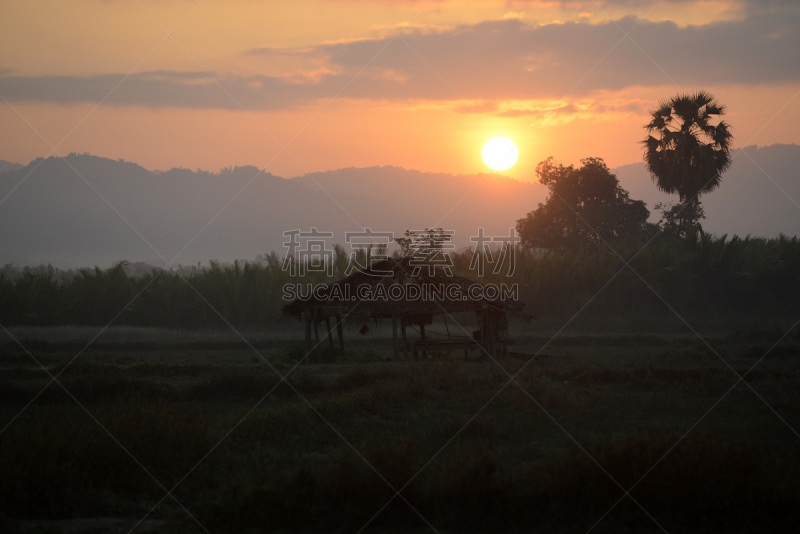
[410,338,509,360]
[411,339,475,360]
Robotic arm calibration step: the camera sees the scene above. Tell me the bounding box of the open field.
[1,324,799,533]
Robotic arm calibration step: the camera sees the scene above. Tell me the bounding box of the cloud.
[1,5,797,111]
[320,10,800,98]
[244,45,322,59]
[448,95,650,124]
[370,21,455,35]
[0,71,300,110]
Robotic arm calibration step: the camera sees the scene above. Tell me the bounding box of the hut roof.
[282,256,522,321]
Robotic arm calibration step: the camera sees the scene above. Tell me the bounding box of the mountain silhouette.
[0,159,22,175]
[615,143,800,237]
[0,146,798,268]
[0,154,544,267]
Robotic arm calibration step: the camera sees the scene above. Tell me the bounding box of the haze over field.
[1,144,798,268]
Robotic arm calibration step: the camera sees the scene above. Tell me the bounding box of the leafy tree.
[654,201,706,239]
[643,91,733,234]
[516,157,651,250]
[394,228,451,258]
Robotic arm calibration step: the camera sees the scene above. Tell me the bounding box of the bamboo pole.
[392,313,398,360]
[401,316,408,360]
[336,314,344,350]
[312,308,320,363]
[304,312,312,364]
[420,322,427,360]
[325,315,334,360]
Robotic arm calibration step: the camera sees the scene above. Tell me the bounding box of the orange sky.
[1,0,799,181]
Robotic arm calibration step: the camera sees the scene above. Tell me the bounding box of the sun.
[482,137,518,171]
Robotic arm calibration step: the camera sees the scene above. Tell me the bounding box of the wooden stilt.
[420,322,427,360]
[401,316,408,360]
[336,314,344,350]
[312,308,320,363]
[304,312,312,364]
[479,309,486,357]
[392,313,398,360]
[489,320,496,359]
[325,316,334,360]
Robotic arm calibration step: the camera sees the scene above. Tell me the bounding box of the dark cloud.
[0,71,304,110]
[320,11,799,99]
[1,5,797,110]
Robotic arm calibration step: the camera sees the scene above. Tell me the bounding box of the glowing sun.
[482,137,518,171]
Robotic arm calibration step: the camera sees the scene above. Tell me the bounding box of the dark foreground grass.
[1,332,799,533]
[211,432,799,533]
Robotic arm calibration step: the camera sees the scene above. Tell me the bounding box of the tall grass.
[0,395,214,518]
[1,350,798,530]
[1,234,799,329]
[209,430,800,532]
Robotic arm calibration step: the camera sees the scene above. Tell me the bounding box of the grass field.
[1,322,799,533]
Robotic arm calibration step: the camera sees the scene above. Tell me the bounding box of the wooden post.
[392,313,398,360]
[336,314,344,350]
[401,316,408,360]
[488,320,496,359]
[304,312,312,365]
[312,308,320,363]
[479,308,486,356]
[420,322,427,360]
[481,308,492,359]
[325,316,335,361]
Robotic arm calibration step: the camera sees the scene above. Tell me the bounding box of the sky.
[1,0,799,181]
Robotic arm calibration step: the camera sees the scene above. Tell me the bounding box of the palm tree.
[643,91,733,232]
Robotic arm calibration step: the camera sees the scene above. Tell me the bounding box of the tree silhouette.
[394,228,451,258]
[643,91,733,234]
[516,157,651,250]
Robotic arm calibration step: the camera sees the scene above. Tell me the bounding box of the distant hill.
[0,146,797,267]
[0,154,545,267]
[615,144,800,238]
[292,165,546,246]
[0,159,22,175]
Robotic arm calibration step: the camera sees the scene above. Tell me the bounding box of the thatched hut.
[282,257,522,361]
